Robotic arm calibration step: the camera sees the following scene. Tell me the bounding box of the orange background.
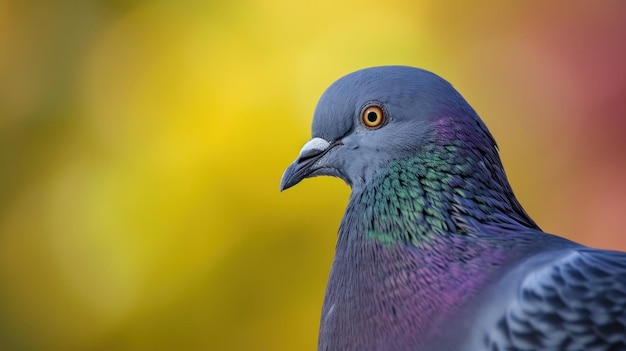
[1,1,625,350]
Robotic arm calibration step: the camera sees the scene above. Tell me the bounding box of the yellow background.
[1,1,625,350]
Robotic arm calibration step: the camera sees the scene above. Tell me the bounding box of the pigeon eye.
[362,105,385,129]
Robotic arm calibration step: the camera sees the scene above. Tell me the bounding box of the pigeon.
[280,66,626,351]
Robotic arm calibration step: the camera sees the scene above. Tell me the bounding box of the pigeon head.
[280,66,497,191]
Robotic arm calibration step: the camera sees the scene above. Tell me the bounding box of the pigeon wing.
[479,248,626,351]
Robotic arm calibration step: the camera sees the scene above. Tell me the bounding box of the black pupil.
[367,111,378,123]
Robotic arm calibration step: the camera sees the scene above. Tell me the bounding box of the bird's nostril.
[298,148,325,162]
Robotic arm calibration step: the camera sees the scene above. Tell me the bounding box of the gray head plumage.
[280,65,494,191]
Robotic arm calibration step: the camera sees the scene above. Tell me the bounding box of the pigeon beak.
[280,137,341,191]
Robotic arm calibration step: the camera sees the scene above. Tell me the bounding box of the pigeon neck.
[345,143,539,248]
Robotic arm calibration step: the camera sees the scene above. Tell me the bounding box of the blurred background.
[1,0,625,350]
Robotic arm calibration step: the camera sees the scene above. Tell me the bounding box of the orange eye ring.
[362,105,385,129]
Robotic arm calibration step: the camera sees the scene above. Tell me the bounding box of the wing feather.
[483,249,626,351]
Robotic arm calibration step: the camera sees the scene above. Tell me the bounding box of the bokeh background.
[1,1,625,350]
